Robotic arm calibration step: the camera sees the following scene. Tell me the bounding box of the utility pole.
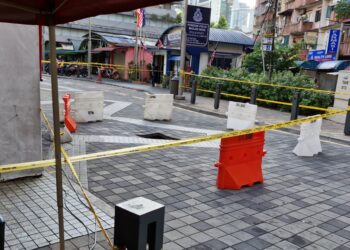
[88,18,92,78]
[178,0,188,98]
[268,0,278,82]
[336,22,344,60]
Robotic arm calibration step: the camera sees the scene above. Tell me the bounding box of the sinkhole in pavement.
[137,133,179,140]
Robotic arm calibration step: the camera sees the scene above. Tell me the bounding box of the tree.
[242,42,301,73]
[214,16,229,29]
[175,12,182,24]
[335,0,350,20]
[210,16,229,30]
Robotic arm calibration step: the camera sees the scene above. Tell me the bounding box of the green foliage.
[197,67,333,115]
[243,42,301,73]
[211,16,229,29]
[176,12,183,23]
[335,0,350,20]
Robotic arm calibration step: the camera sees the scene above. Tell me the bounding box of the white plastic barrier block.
[226,101,257,130]
[144,93,173,121]
[72,91,104,123]
[293,118,322,157]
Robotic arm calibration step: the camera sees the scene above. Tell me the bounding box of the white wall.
[199,52,209,73]
[0,23,42,181]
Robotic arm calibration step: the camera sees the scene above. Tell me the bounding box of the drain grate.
[137,133,179,140]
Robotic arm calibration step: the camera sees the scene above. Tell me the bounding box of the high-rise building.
[230,1,254,33]
[189,0,254,33]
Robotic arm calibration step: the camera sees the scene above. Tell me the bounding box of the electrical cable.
[41,120,98,250]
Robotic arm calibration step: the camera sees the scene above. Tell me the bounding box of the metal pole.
[178,0,188,97]
[48,24,65,250]
[344,99,350,135]
[250,86,258,105]
[88,18,92,78]
[190,79,197,104]
[268,0,278,82]
[214,82,222,109]
[290,91,301,120]
[134,27,139,80]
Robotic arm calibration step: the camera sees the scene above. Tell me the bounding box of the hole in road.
[137,133,179,140]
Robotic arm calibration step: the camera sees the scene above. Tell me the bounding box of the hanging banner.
[186,5,211,49]
[326,29,341,54]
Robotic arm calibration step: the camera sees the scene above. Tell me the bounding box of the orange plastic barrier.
[215,132,266,189]
[63,93,77,133]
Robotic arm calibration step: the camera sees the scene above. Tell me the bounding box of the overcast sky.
[245,0,256,8]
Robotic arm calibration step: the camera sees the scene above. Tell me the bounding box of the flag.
[208,42,219,66]
[157,39,163,49]
[136,8,145,28]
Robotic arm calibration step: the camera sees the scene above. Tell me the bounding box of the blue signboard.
[307,50,336,62]
[327,29,341,54]
[186,5,211,49]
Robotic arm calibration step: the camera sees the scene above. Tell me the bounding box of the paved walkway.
[36,76,350,249]
[3,75,350,250]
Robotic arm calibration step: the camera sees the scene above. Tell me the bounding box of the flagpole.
[134,11,139,81]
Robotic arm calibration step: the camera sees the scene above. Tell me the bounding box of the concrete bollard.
[0,215,5,250]
[190,80,197,105]
[291,91,301,120]
[214,82,222,110]
[345,99,350,135]
[114,197,165,250]
[250,86,258,105]
[170,76,179,98]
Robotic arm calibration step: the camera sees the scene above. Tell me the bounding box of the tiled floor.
[0,174,113,250]
[13,76,350,249]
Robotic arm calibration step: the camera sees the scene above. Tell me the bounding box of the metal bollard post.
[0,215,5,250]
[290,91,301,120]
[190,80,197,104]
[344,99,350,135]
[250,86,258,105]
[214,83,222,109]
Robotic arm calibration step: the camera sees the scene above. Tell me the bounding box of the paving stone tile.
[218,235,241,246]
[190,232,213,243]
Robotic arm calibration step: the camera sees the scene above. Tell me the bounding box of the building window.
[326,6,335,19]
[315,10,321,22]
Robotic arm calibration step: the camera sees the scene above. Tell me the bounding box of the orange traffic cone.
[63,93,77,133]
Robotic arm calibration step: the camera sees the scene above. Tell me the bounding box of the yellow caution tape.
[194,87,333,112]
[40,111,114,249]
[1,108,348,174]
[42,60,163,73]
[182,71,350,96]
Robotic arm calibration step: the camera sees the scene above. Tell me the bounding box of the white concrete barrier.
[293,118,322,157]
[226,101,257,130]
[144,93,173,121]
[72,91,104,123]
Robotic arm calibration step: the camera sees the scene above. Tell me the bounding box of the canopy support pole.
[48,23,65,250]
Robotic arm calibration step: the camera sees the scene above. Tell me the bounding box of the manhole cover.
[137,133,178,140]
